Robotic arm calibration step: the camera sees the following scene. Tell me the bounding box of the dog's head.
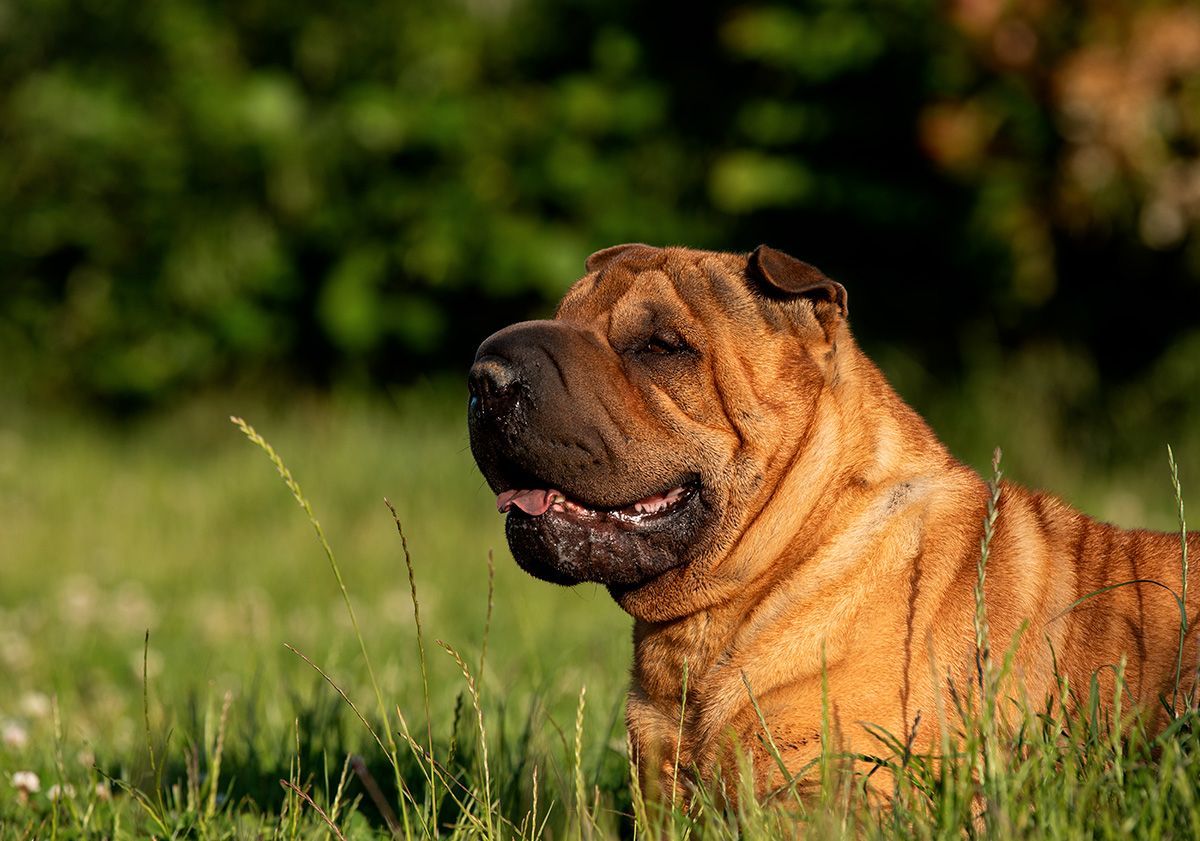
[468,244,848,605]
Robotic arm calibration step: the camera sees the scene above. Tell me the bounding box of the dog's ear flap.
[586,243,660,274]
[748,245,848,319]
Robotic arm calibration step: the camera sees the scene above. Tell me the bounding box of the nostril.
[468,357,519,409]
[467,369,489,399]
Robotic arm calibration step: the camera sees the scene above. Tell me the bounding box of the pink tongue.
[497,489,561,516]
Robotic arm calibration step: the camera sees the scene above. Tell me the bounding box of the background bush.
[4,4,1200,834]
[2,0,1199,415]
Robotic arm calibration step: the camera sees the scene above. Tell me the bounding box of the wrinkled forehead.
[555,248,761,327]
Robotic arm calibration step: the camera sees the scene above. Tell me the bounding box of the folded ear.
[748,245,848,319]
[585,243,660,274]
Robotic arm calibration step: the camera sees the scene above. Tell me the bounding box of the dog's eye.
[638,332,690,356]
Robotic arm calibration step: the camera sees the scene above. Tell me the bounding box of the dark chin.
[504,498,706,588]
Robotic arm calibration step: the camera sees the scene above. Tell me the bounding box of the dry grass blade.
[140,629,166,819]
[280,779,350,841]
[481,549,495,688]
[384,497,438,823]
[1169,445,1190,713]
[282,644,396,779]
[573,684,589,841]
[439,639,496,840]
[283,643,426,839]
[205,690,232,820]
[974,446,1011,835]
[671,659,688,812]
[740,671,796,794]
[329,753,354,827]
[231,417,407,816]
[530,764,540,841]
[391,701,493,835]
[625,732,650,841]
[974,447,1003,696]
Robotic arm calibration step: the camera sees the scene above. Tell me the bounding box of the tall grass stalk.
[440,640,497,839]
[740,672,796,802]
[671,659,688,813]
[49,418,1170,836]
[626,732,650,841]
[385,497,439,829]
[139,629,171,829]
[280,779,349,841]
[481,549,495,685]
[207,691,231,821]
[973,447,1007,834]
[231,417,409,828]
[1168,445,1190,712]
[573,684,591,841]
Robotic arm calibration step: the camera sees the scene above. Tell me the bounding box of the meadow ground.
[2,373,1199,839]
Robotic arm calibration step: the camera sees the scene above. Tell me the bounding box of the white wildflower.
[0,630,32,671]
[20,691,51,719]
[47,783,76,801]
[94,781,112,801]
[11,770,40,793]
[2,721,28,750]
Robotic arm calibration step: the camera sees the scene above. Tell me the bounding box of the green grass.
[1,376,1198,838]
[0,383,631,837]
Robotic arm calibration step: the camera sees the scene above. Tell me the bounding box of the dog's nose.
[468,356,520,415]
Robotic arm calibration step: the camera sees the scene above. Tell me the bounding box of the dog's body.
[468,245,1200,799]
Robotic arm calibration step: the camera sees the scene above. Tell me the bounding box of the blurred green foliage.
[2,0,1198,407]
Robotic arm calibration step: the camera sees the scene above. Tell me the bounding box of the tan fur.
[538,246,1199,801]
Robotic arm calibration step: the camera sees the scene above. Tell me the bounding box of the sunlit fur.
[489,245,1200,803]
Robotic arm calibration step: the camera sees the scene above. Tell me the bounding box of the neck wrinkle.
[722,390,840,592]
[715,354,891,613]
[620,376,844,626]
[618,347,932,626]
[629,352,963,722]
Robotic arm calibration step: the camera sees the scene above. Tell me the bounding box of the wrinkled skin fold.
[468,244,1200,805]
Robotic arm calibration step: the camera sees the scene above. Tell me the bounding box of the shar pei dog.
[466,243,1200,801]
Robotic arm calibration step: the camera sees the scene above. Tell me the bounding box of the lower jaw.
[504,508,696,588]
